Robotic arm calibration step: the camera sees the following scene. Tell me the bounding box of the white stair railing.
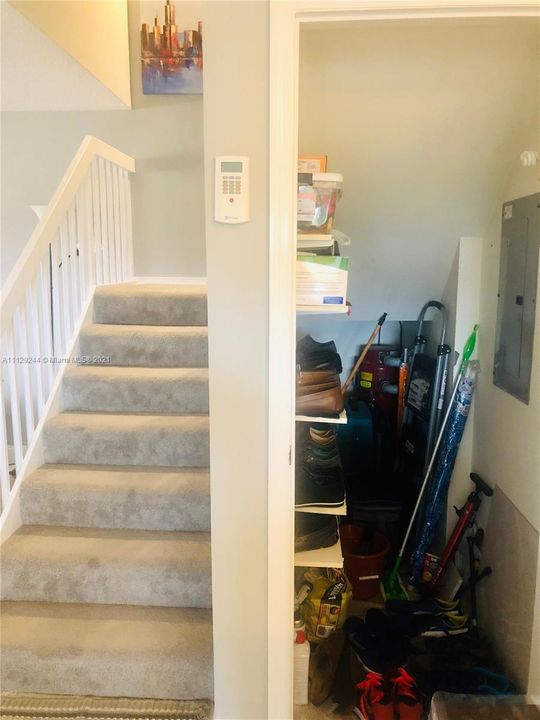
[0,136,136,515]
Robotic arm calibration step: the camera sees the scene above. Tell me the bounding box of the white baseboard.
[132,276,207,285]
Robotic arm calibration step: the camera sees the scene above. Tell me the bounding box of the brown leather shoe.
[296,386,344,416]
[297,381,341,397]
[297,369,340,387]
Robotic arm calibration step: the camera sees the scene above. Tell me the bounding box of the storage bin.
[429,692,539,720]
[340,524,390,600]
[296,255,349,307]
[297,173,343,234]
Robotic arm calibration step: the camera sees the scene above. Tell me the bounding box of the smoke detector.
[520,150,539,167]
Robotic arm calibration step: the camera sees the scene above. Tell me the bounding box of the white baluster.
[15,304,36,447]
[38,257,55,393]
[112,165,123,282]
[118,168,128,280]
[91,160,104,285]
[50,233,64,356]
[125,169,134,277]
[98,158,110,283]
[83,173,96,290]
[27,282,45,415]
[105,161,117,282]
[0,370,11,509]
[4,327,23,476]
[58,217,73,345]
[76,179,89,300]
[67,203,81,316]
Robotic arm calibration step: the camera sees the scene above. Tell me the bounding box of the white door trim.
[267,3,540,718]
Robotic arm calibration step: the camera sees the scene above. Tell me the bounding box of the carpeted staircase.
[0,284,213,702]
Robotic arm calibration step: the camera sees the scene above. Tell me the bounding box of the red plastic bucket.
[340,524,390,600]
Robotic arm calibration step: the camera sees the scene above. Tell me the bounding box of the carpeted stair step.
[0,601,213,699]
[62,366,209,413]
[79,324,208,368]
[43,413,209,467]
[1,525,211,608]
[20,465,211,532]
[93,283,207,327]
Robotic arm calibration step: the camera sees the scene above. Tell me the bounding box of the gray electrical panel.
[494,192,539,404]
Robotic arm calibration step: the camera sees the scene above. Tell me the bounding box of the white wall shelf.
[295,502,347,516]
[295,409,347,424]
[294,538,343,568]
[296,304,349,315]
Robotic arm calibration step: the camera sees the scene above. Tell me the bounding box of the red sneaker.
[354,672,394,720]
[393,667,423,720]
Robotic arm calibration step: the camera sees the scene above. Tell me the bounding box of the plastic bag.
[301,568,352,642]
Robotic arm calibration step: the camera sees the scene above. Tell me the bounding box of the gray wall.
[202,3,269,718]
[1,1,206,281]
[299,19,539,320]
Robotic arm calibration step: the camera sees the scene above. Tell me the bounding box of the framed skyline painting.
[141,0,203,95]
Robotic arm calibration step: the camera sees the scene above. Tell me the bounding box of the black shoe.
[304,449,341,470]
[295,513,339,553]
[344,612,409,675]
[296,466,345,508]
[297,335,343,374]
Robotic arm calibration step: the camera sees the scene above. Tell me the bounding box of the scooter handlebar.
[470,472,494,498]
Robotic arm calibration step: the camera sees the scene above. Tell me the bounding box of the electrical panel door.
[494,192,540,404]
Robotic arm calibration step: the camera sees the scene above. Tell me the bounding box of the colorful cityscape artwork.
[140,0,202,95]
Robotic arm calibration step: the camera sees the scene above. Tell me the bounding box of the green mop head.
[380,555,409,601]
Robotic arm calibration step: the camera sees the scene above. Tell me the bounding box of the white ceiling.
[1,2,127,111]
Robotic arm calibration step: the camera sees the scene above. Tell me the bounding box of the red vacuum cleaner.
[428,472,493,592]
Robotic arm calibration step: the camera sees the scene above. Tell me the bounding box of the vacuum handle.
[470,472,493,498]
[342,313,387,395]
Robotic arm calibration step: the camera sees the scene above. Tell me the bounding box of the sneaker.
[294,513,338,553]
[295,466,345,508]
[354,672,394,720]
[344,613,408,675]
[392,668,422,720]
[386,596,460,616]
[394,610,469,638]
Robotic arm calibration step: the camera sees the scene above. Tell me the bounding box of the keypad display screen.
[221,161,243,173]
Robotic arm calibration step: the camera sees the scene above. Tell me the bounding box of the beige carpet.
[0,694,212,720]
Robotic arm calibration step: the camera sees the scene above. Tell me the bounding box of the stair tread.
[46,412,210,428]
[2,525,211,566]
[94,283,207,300]
[79,324,208,369]
[43,414,209,468]
[81,323,208,337]
[25,463,210,487]
[64,366,209,381]
[1,598,213,698]
[1,600,213,653]
[20,465,211,532]
[62,366,209,413]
